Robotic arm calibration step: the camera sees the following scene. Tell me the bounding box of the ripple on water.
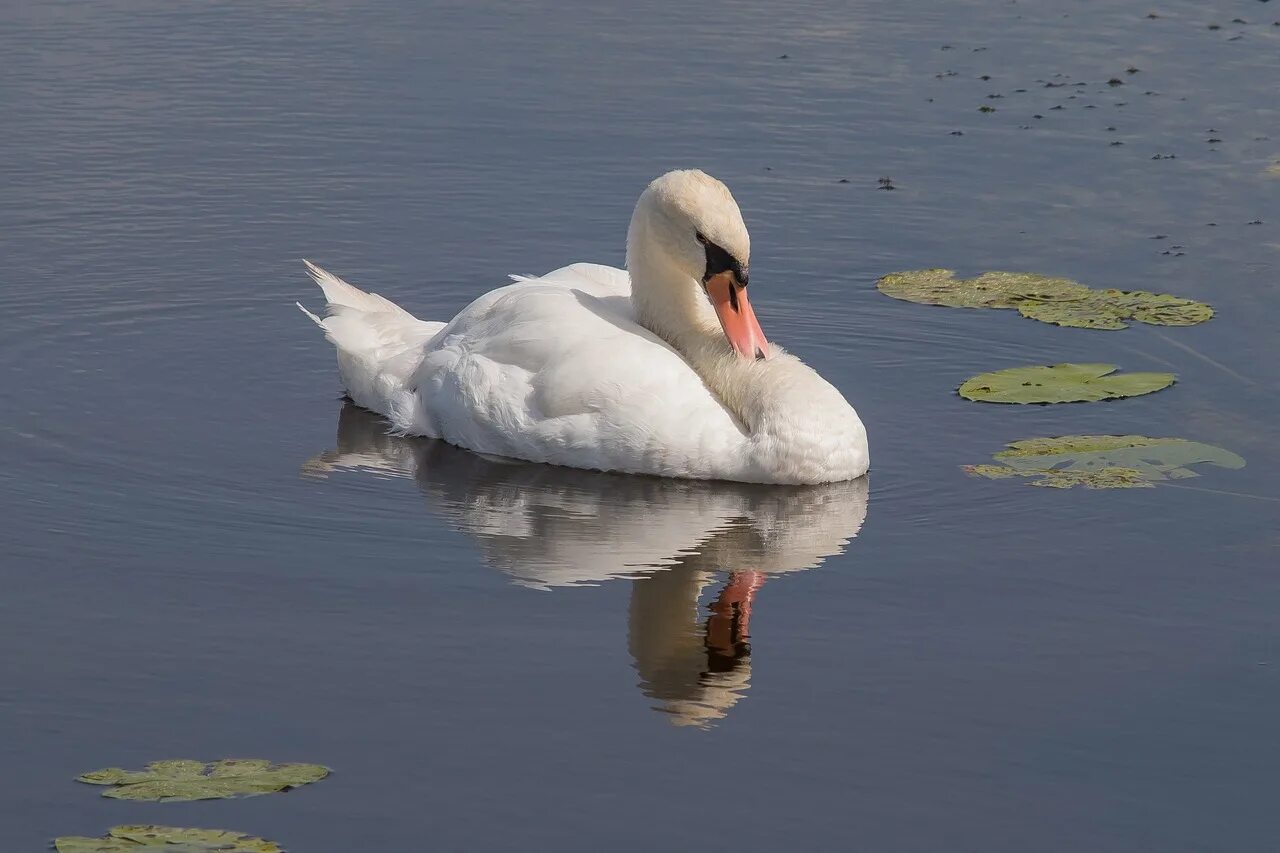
[0,280,351,561]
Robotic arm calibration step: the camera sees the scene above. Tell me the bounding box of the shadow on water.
[304,400,870,727]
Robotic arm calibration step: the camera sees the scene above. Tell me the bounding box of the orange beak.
[705,271,769,361]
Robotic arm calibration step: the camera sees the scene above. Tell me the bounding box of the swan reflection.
[305,402,869,726]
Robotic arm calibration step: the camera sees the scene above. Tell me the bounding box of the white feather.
[296,171,869,484]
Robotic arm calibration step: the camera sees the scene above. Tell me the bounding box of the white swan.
[298,169,869,484]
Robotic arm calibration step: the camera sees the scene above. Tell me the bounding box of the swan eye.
[695,231,708,245]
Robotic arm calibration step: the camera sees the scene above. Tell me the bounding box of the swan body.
[299,170,869,484]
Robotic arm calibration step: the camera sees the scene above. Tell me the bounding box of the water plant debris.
[964,435,1245,488]
[958,364,1175,403]
[876,269,1213,329]
[76,759,330,802]
[54,825,281,853]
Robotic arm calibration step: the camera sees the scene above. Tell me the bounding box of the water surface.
[2,1,1278,850]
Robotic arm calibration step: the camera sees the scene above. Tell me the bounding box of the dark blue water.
[2,1,1278,850]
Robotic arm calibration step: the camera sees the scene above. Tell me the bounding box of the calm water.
[3,0,1278,849]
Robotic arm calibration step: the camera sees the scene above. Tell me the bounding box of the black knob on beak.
[701,238,747,288]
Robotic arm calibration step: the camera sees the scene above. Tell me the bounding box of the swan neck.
[627,209,715,335]
[627,231,760,419]
[626,196,806,441]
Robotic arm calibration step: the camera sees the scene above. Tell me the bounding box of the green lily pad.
[958,363,1175,404]
[877,269,1091,309]
[964,464,1153,489]
[965,435,1245,489]
[1015,297,1128,330]
[1019,289,1214,329]
[876,269,1213,330]
[77,760,329,802]
[54,825,281,853]
[1116,291,1215,326]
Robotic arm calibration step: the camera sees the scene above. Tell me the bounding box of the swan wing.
[412,264,751,479]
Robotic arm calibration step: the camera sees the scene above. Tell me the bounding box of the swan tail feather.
[296,301,323,326]
[299,260,444,430]
[304,259,419,317]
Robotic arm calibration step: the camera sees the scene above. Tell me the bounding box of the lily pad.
[876,269,1212,330]
[54,825,281,853]
[1015,297,1128,330]
[1019,289,1214,329]
[1119,291,1216,326]
[877,269,1090,309]
[958,363,1175,404]
[964,464,1152,489]
[965,435,1244,488]
[77,760,329,802]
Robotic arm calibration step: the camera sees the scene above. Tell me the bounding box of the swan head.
[627,170,769,361]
